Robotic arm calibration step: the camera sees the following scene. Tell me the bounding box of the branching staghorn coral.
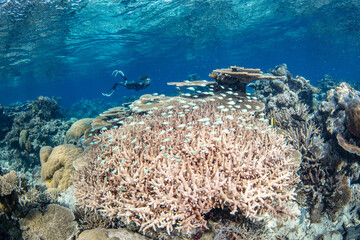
[286,120,324,160]
[73,101,300,235]
[270,103,309,129]
[269,103,324,161]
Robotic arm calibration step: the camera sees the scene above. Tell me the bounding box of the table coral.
[40,144,83,190]
[73,101,300,235]
[209,66,281,91]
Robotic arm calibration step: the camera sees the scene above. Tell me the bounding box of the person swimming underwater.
[102,70,151,97]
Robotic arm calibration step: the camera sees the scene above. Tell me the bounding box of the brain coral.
[40,144,83,190]
[73,101,299,235]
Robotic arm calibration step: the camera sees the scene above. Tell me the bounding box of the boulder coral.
[64,118,93,144]
[73,101,300,235]
[40,144,83,190]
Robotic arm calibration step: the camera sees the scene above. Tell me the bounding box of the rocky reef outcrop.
[248,63,319,111]
[317,82,360,159]
[0,96,73,170]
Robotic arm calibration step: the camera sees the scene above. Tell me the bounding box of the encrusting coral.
[19,204,78,240]
[73,101,300,235]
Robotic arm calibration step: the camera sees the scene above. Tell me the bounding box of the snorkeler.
[102,70,151,97]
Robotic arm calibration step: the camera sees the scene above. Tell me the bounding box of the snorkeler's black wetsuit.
[102,72,151,97]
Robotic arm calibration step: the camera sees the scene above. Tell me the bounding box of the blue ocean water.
[0,0,359,106]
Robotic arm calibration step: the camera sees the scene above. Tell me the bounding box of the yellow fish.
[270,118,275,127]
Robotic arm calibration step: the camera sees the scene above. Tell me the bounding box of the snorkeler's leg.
[102,83,119,97]
[112,70,127,81]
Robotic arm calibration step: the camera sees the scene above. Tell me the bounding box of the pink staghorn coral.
[73,101,299,235]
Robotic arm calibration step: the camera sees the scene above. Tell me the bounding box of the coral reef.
[248,63,319,111]
[269,103,324,161]
[19,204,78,239]
[255,70,357,229]
[73,101,300,236]
[75,208,121,231]
[0,96,72,171]
[92,106,129,130]
[208,211,266,240]
[336,134,360,156]
[40,144,83,190]
[317,82,360,158]
[2,65,360,239]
